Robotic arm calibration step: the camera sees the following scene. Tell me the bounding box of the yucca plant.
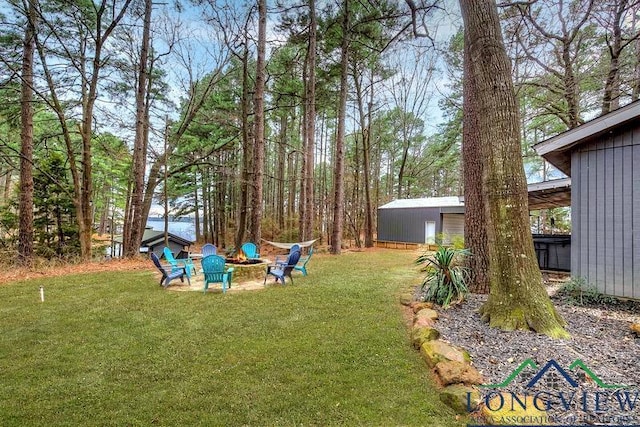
[416,246,471,307]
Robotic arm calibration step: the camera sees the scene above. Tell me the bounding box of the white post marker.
[39,285,44,302]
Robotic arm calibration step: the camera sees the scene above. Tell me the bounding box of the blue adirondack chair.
[201,243,217,257]
[163,247,195,278]
[264,250,301,285]
[275,244,300,265]
[240,242,260,259]
[151,252,190,288]
[294,246,313,276]
[201,255,234,293]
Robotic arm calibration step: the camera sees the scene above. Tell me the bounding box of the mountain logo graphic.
[481,358,625,389]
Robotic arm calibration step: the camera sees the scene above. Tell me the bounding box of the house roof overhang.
[527,178,571,210]
[533,100,640,176]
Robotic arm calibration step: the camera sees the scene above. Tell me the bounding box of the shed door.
[442,214,465,245]
[425,221,436,244]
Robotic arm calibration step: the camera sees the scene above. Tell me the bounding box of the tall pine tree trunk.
[18,0,37,266]
[249,0,266,248]
[235,49,251,250]
[462,29,489,294]
[301,0,316,242]
[277,115,286,230]
[460,0,567,337]
[194,169,201,241]
[330,1,349,255]
[363,71,374,247]
[124,0,152,257]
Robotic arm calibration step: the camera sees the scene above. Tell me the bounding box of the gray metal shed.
[377,196,465,245]
[534,100,640,299]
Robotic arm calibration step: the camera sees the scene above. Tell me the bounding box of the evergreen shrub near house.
[416,246,471,307]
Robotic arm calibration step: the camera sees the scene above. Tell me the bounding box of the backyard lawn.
[0,249,464,426]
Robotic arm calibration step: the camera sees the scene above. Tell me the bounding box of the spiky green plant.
[416,246,471,307]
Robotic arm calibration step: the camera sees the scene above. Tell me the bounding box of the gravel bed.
[431,286,640,425]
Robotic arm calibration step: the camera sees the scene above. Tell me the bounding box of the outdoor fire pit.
[225,257,269,281]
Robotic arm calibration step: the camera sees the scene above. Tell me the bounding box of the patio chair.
[163,247,195,278]
[151,252,190,288]
[201,243,217,257]
[264,249,301,286]
[240,242,260,259]
[275,244,300,265]
[294,246,313,276]
[201,254,234,293]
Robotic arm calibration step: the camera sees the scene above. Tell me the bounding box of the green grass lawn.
[0,249,464,426]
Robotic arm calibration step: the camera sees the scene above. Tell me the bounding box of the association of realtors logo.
[469,359,639,426]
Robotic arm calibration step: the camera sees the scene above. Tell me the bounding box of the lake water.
[146,219,196,242]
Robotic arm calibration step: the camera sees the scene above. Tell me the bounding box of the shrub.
[557,277,616,306]
[416,246,471,307]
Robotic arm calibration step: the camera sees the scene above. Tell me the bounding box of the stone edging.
[401,297,483,415]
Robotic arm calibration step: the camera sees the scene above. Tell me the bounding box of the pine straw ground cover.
[0,249,465,427]
[432,283,640,425]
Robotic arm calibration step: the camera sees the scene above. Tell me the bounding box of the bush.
[557,277,615,306]
[416,246,471,307]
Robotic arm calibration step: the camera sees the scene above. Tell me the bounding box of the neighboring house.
[377,196,465,246]
[534,100,640,299]
[113,228,194,259]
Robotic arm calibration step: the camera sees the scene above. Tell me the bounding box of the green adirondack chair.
[163,247,195,278]
[294,246,313,276]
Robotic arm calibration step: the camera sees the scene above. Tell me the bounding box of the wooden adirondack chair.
[201,255,234,293]
[264,250,301,285]
[151,252,190,288]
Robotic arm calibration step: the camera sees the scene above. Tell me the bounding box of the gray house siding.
[571,125,639,298]
[377,207,465,244]
[377,207,443,244]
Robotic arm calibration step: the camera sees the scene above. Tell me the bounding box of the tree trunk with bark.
[124,0,152,257]
[235,48,251,250]
[462,30,489,294]
[194,169,201,241]
[249,0,266,248]
[276,115,286,230]
[301,0,316,242]
[330,2,349,255]
[18,0,37,266]
[460,0,568,338]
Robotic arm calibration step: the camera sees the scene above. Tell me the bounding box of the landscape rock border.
[402,297,484,417]
[401,296,550,426]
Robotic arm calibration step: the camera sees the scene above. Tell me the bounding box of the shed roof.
[533,100,640,175]
[113,228,193,246]
[378,196,464,209]
[141,229,193,246]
